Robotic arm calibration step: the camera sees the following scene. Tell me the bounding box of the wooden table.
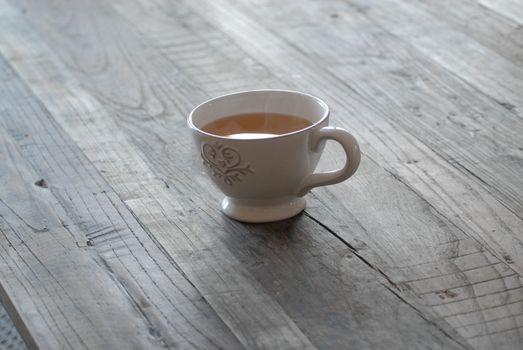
[1,0,522,349]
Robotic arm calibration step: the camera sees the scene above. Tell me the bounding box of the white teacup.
[188,90,360,223]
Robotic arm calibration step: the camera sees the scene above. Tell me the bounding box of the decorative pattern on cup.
[201,142,254,185]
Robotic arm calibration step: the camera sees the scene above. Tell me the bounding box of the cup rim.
[187,89,330,141]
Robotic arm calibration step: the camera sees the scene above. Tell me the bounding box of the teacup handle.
[297,126,361,197]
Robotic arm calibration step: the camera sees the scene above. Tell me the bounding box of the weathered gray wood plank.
[1,0,522,348]
[347,0,523,115]
[406,0,523,66]
[0,52,244,349]
[0,4,314,348]
[477,0,523,26]
[179,0,523,256]
[181,1,523,347]
[263,0,523,216]
[0,79,167,350]
[18,0,523,347]
[0,0,472,348]
[111,0,523,348]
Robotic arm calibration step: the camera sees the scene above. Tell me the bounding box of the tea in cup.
[188,90,360,222]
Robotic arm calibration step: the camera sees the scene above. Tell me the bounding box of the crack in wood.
[303,209,477,349]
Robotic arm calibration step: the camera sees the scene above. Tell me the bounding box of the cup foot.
[221,196,306,223]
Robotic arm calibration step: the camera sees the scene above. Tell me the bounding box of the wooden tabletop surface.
[1,0,522,349]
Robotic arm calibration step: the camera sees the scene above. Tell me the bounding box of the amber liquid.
[202,112,312,139]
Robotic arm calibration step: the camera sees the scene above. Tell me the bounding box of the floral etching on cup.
[201,142,254,185]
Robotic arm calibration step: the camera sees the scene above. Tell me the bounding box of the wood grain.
[179,0,523,254]
[0,0,522,349]
[406,0,523,66]
[0,52,244,349]
[181,1,522,347]
[118,0,523,347]
[478,0,523,26]
[347,0,523,114]
[0,81,165,350]
[0,4,313,348]
[0,0,472,348]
